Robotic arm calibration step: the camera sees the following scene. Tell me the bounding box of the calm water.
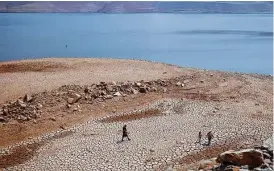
[0,13,273,74]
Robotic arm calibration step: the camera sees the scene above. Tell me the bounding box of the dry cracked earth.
[0,58,273,171]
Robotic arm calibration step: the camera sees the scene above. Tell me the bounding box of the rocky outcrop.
[216,149,264,168]
[199,143,273,171]
[198,158,218,170]
[0,76,197,123]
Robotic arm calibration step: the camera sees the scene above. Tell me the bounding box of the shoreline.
[0,57,272,77]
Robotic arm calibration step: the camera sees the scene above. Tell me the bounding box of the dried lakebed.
[1,98,272,171]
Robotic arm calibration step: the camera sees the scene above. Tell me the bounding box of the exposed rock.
[17,115,28,121]
[99,90,107,96]
[49,117,56,121]
[224,165,241,171]
[67,93,81,104]
[106,85,113,92]
[136,82,142,87]
[113,92,122,96]
[183,80,190,84]
[139,87,147,93]
[67,98,75,104]
[84,87,92,94]
[0,116,7,122]
[253,167,273,171]
[151,87,157,91]
[263,136,273,152]
[198,158,218,170]
[216,149,264,169]
[60,125,67,130]
[176,82,181,86]
[2,107,8,115]
[164,166,176,171]
[149,149,155,153]
[105,95,113,99]
[23,94,33,102]
[131,88,138,95]
[36,103,43,110]
[17,99,27,108]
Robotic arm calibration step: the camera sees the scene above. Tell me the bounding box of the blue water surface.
[0,13,273,74]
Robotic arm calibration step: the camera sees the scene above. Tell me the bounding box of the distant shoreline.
[0,57,272,77]
[0,12,273,14]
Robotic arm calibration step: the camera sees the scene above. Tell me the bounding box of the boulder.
[23,94,33,102]
[17,115,28,121]
[49,117,56,121]
[106,85,113,92]
[136,82,142,87]
[113,92,122,96]
[139,87,147,93]
[105,95,113,99]
[131,88,138,95]
[36,103,43,110]
[0,116,7,122]
[224,165,241,171]
[216,149,264,169]
[2,107,8,115]
[99,90,107,96]
[67,93,81,104]
[263,136,273,152]
[176,82,182,86]
[17,99,27,108]
[198,158,218,170]
[253,167,273,171]
[84,87,92,94]
[151,87,157,92]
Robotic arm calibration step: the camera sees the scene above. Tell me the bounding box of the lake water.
[0,13,273,74]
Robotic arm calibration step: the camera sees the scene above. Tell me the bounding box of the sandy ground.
[0,58,186,104]
[0,58,272,170]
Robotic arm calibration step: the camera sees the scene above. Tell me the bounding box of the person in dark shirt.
[207,131,213,145]
[198,131,202,143]
[122,125,131,141]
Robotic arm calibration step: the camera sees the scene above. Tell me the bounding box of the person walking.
[198,131,202,143]
[121,125,131,141]
[207,131,213,145]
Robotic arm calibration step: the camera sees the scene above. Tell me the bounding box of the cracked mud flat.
[0,58,272,171]
[2,99,272,171]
